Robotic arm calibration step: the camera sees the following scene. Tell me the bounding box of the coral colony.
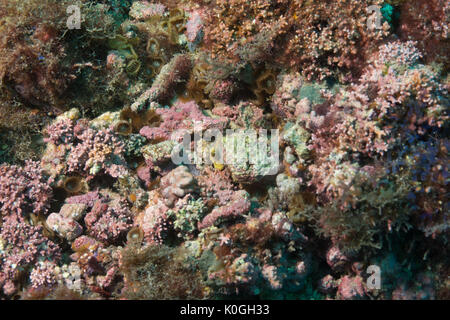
[0,0,448,300]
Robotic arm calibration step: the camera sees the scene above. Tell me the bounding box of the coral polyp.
[0,0,448,302]
[63,176,85,195]
[113,120,133,136]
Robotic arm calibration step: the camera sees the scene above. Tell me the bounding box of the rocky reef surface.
[0,0,448,300]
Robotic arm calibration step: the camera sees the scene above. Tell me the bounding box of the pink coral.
[84,198,133,244]
[337,275,366,300]
[136,192,171,245]
[44,118,75,145]
[29,261,58,289]
[67,127,128,178]
[0,161,53,216]
[197,167,236,206]
[0,214,61,295]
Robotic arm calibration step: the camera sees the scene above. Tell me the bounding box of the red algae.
[0,0,448,301]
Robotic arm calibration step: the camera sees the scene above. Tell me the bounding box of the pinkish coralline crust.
[67,127,128,178]
[0,214,61,296]
[71,235,101,254]
[0,0,447,300]
[66,191,102,207]
[135,191,171,245]
[84,198,133,244]
[0,161,53,216]
[139,100,228,141]
[46,212,83,241]
[211,103,239,121]
[59,203,87,221]
[230,101,266,129]
[129,1,167,21]
[198,191,250,230]
[185,9,204,43]
[136,163,152,187]
[337,276,366,300]
[197,167,236,206]
[208,79,237,103]
[271,73,305,120]
[44,118,75,145]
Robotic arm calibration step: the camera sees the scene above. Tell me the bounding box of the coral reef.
[0,161,53,216]
[0,0,448,301]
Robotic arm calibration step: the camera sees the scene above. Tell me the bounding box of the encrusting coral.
[0,0,448,301]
